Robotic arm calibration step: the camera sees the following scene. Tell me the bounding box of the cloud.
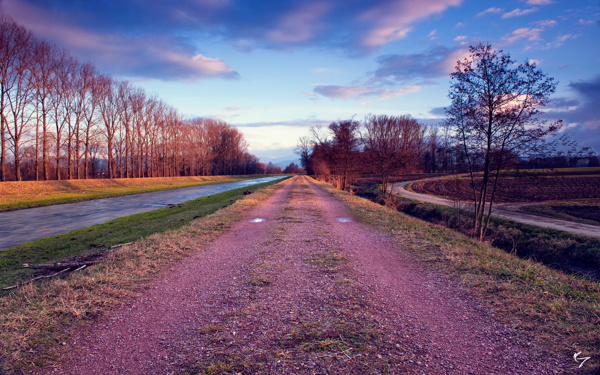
[3,0,238,81]
[544,33,580,49]
[502,8,539,19]
[372,46,468,83]
[536,19,558,27]
[567,76,600,129]
[578,19,596,26]
[476,7,503,17]
[524,0,552,5]
[0,0,464,63]
[503,27,543,44]
[266,2,330,43]
[544,75,600,136]
[313,84,420,100]
[453,35,468,42]
[356,0,462,50]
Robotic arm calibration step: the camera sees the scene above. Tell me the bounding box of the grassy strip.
[0,177,290,373]
[363,190,600,277]
[315,179,600,374]
[0,178,289,293]
[522,200,600,226]
[0,175,264,211]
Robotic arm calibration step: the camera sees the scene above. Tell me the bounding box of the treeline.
[298,115,598,193]
[0,16,259,182]
[297,115,457,192]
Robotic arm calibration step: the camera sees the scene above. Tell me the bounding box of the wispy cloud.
[372,46,468,83]
[356,0,462,50]
[476,7,503,17]
[312,45,467,101]
[524,0,553,5]
[502,8,539,19]
[313,84,420,100]
[503,28,543,44]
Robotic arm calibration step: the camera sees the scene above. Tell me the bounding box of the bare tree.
[362,114,424,195]
[446,43,561,239]
[329,120,361,190]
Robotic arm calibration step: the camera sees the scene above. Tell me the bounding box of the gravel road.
[41,176,566,374]
[392,180,600,239]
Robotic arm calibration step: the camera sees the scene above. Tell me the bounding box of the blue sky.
[2,0,598,165]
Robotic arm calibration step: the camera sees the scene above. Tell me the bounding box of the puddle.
[336,217,352,223]
[250,218,267,223]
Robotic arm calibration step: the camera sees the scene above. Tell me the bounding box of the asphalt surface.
[391,180,600,239]
[0,176,286,250]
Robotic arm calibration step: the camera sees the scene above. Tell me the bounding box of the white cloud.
[525,0,553,5]
[502,8,539,19]
[503,28,543,44]
[476,7,503,17]
[537,19,558,27]
[357,0,462,49]
[453,35,468,42]
[544,34,580,49]
[313,84,421,100]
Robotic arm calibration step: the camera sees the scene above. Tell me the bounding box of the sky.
[1,0,599,166]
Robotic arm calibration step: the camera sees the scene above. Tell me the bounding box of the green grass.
[521,201,600,226]
[0,175,268,212]
[0,178,288,293]
[0,176,264,211]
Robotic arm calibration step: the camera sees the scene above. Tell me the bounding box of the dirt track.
[42,176,566,374]
[392,180,600,239]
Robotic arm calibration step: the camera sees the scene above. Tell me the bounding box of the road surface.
[391,180,600,239]
[40,176,565,374]
[0,176,285,250]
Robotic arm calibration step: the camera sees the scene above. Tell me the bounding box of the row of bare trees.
[0,16,257,182]
[297,115,434,192]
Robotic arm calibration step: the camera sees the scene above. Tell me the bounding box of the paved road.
[0,176,286,250]
[391,180,600,239]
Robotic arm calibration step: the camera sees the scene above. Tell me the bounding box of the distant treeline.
[298,115,598,192]
[0,16,262,182]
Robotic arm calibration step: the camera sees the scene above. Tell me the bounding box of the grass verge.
[521,200,600,226]
[0,175,265,211]
[0,178,288,293]
[314,178,600,374]
[0,177,289,373]
[363,191,600,279]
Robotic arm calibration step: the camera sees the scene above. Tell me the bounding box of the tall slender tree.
[446,43,561,239]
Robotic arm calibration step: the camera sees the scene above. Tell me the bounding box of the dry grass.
[0,175,252,210]
[314,177,600,373]
[0,181,284,374]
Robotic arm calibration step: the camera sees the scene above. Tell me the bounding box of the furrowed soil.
[410,175,600,203]
[38,176,567,374]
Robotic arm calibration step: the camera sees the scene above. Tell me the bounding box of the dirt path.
[41,176,566,374]
[392,180,600,239]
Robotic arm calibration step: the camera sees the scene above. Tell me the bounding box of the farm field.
[409,168,600,225]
